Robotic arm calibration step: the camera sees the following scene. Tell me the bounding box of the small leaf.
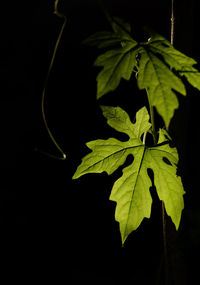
[73,106,185,244]
[83,16,133,48]
[84,16,138,99]
[101,105,151,138]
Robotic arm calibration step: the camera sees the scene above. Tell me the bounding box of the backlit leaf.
[94,43,138,98]
[137,32,200,127]
[73,106,185,244]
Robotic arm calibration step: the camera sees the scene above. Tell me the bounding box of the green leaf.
[137,46,186,128]
[73,106,185,244]
[145,31,200,91]
[83,16,133,49]
[84,16,138,99]
[110,16,132,37]
[137,31,200,127]
[83,31,124,49]
[85,19,200,127]
[147,129,185,229]
[94,42,138,98]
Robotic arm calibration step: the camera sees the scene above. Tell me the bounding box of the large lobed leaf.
[85,18,200,128]
[73,106,185,244]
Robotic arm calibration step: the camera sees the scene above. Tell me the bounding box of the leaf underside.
[73,106,185,244]
[85,18,200,128]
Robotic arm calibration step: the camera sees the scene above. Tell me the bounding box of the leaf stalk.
[146,88,157,145]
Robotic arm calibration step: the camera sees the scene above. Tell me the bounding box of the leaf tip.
[121,236,128,246]
[96,92,100,100]
[96,89,105,100]
[72,172,78,180]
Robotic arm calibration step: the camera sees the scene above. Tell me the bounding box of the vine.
[161,0,176,282]
[37,0,67,160]
[72,1,200,284]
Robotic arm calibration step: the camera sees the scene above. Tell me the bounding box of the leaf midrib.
[83,143,144,173]
[124,145,146,241]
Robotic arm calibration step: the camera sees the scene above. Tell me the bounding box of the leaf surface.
[73,106,185,244]
[94,43,138,98]
[137,32,200,127]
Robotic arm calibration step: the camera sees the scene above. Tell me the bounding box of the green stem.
[160,2,175,284]
[146,89,156,144]
[142,131,147,145]
[149,105,156,144]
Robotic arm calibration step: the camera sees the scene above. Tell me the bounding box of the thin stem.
[142,131,147,145]
[162,201,168,285]
[149,105,156,145]
[161,1,175,284]
[39,0,67,160]
[146,88,168,284]
[171,0,175,46]
[146,89,156,144]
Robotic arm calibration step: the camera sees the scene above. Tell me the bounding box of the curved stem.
[40,0,67,160]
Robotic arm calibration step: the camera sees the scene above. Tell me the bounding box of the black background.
[1,0,200,283]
